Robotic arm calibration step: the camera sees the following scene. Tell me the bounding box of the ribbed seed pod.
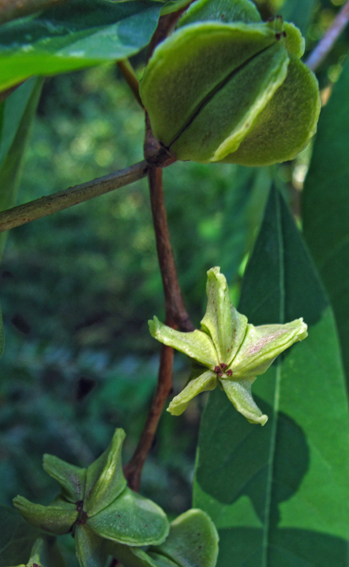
[140,0,320,166]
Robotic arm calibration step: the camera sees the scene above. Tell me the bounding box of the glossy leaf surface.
[303,56,349,391]
[0,0,161,92]
[194,187,349,566]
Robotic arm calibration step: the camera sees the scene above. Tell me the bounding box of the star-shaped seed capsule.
[13,429,169,567]
[149,267,308,425]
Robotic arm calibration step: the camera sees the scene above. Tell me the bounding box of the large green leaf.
[0,78,42,358]
[0,78,43,256]
[0,0,161,92]
[281,0,316,35]
[194,187,349,566]
[0,505,40,566]
[303,57,349,392]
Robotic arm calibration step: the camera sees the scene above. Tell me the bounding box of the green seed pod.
[140,0,320,166]
[87,486,169,547]
[12,496,78,536]
[43,454,86,504]
[84,428,127,516]
[75,524,108,567]
[105,509,219,567]
[25,536,65,567]
[12,428,170,566]
[149,509,219,567]
[149,266,308,425]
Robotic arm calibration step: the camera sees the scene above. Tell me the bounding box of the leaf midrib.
[261,188,285,567]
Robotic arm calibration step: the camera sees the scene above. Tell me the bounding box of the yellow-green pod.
[140,0,320,166]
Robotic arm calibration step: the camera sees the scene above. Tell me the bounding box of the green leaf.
[0,78,42,358]
[87,486,169,547]
[0,506,39,566]
[0,0,162,92]
[194,187,349,566]
[303,56,349,391]
[0,303,4,359]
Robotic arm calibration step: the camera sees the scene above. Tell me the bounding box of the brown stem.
[147,166,194,331]
[148,4,192,58]
[117,60,143,109]
[306,0,349,71]
[124,165,194,492]
[124,344,174,491]
[0,0,67,24]
[0,161,148,234]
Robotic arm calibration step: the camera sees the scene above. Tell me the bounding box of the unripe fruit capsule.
[140,0,321,166]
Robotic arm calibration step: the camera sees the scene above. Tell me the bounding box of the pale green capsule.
[105,509,219,567]
[140,0,320,166]
[87,486,169,547]
[149,267,308,425]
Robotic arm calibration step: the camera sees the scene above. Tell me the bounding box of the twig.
[147,166,194,331]
[306,0,349,71]
[0,0,67,24]
[124,342,174,491]
[0,161,148,234]
[147,6,190,57]
[124,165,194,492]
[117,60,143,110]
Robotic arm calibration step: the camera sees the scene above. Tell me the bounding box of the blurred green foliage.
[0,0,349,563]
